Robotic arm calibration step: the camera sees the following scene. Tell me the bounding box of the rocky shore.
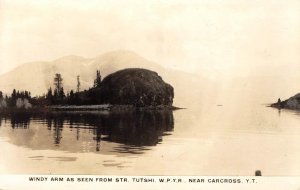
[271,93,300,110]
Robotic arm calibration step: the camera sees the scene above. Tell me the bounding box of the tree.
[10,89,17,107]
[46,87,53,104]
[59,87,65,99]
[77,75,80,92]
[12,89,17,99]
[70,90,74,99]
[277,98,281,104]
[54,73,63,94]
[53,73,65,104]
[68,90,75,104]
[94,70,101,88]
[0,91,3,99]
[53,89,58,99]
[24,91,31,99]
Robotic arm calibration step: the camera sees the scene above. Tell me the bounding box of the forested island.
[271,93,300,110]
[0,68,175,113]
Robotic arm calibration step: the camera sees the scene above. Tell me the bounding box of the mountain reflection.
[0,110,174,155]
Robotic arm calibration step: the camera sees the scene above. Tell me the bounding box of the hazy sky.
[1,0,300,77]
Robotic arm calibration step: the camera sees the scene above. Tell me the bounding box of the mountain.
[0,50,211,107]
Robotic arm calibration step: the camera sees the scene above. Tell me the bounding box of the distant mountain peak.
[98,50,141,57]
[0,50,161,96]
[0,50,203,107]
[53,55,88,63]
[95,50,146,61]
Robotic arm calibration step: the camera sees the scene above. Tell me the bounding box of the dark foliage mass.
[84,68,174,106]
[1,68,174,107]
[0,89,32,108]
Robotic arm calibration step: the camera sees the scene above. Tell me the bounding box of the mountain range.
[0,50,211,107]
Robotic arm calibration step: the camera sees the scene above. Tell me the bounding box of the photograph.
[0,0,300,189]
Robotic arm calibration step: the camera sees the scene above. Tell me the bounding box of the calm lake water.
[1,100,300,175]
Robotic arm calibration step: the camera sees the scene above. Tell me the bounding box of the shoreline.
[269,103,300,111]
[0,104,183,115]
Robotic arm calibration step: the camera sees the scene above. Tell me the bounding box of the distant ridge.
[0,50,211,107]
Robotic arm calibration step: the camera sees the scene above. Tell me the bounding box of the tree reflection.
[10,113,31,129]
[53,117,64,145]
[3,110,174,154]
[100,111,174,147]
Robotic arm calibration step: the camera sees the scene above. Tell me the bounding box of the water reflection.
[10,113,31,129]
[0,110,174,155]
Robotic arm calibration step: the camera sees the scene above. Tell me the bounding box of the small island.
[0,68,177,113]
[271,93,300,110]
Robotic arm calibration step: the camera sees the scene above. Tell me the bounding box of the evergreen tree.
[10,89,17,107]
[54,73,63,93]
[59,87,65,99]
[12,89,16,98]
[77,75,80,92]
[69,90,75,104]
[46,87,53,104]
[53,73,64,104]
[24,91,31,99]
[94,70,101,87]
[52,89,58,104]
[70,90,74,99]
[20,91,25,99]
